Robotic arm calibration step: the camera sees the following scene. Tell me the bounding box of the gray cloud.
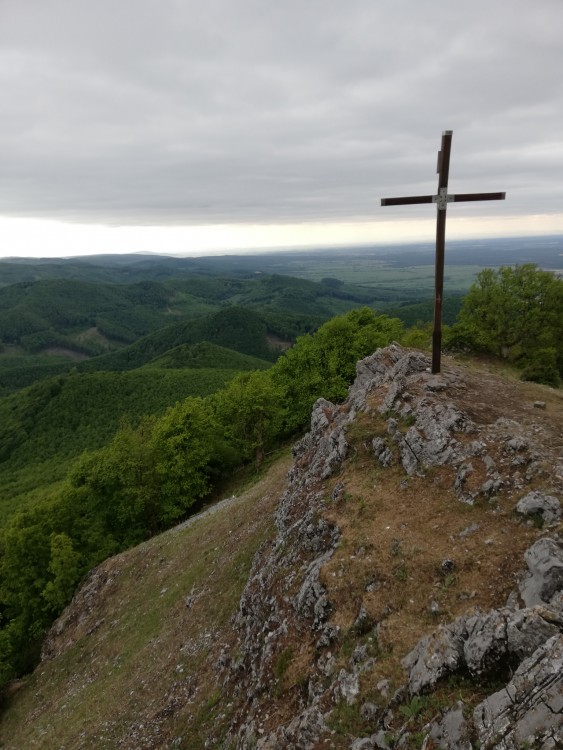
[1,0,562,226]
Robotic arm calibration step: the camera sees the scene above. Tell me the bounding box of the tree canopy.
[448,264,563,386]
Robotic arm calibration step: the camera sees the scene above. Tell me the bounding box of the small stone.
[459,522,480,538]
[354,604,374,635]
[533,400,546,409]
[428,700,472,750]
[481,478,503,497]
[483,454,496,471]
[441,559,455,574]
[376,679,390,698]
[519,537,563,607]
[360,702,380,722]
[332,481,346,502]
[372,730,390,749]
[317,652,336,677]
[351,645,368,664]
[350,739,375,750]
[387,418,398,435]
[506,436,528,452]
[334,668,360,705]
[425,376,447,392]
[316,623,340,649]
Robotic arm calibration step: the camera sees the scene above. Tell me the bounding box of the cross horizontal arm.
[380,195,434,206]
[450,191,506,203]
[381,191,505,207]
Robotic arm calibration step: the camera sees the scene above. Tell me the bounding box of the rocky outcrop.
[473,634,563,750]
[400,536,563,749]
[520,537,563,607]
[516,490,562,526]
[222,397,347,747]
[220,345,562,749]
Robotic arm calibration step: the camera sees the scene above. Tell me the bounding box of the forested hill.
[76,307,299,371]
[0,272,365,393]
[0,274,361,354]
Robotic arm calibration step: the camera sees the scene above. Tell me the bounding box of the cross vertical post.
[381,131,505,374]
[433,130,452,374]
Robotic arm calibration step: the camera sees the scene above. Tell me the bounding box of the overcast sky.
[1,0,562,257]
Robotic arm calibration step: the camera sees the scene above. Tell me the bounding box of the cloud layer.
[1,0,562,229]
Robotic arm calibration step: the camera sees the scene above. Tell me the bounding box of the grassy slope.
[1,362,561,749]
[0,453,293,749]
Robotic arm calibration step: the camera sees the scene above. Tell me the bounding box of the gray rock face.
[391,400,474,479]
[349,346,489,493]
[224,391,352,746]
[516,490,562,525]
[473,635,563,749]
[334,668,360,705]
[519,537,563,607]
[348,344,413,411]
[463,606,561,676]
[298,398,351,480]
[256,706,328,750]
[372,437,395,467]
[402,619,465,695]
[428,701,473,750]
[403,600,563,695]
[294,550,334,626]
[400,537,563,748]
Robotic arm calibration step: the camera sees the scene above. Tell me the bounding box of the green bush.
[520,348,560,387]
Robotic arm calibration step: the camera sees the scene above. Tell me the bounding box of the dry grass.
[321,459,542,693]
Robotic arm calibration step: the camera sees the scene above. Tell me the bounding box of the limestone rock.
[334,668,360,705]
[294,550,333,626]
[404,600,563,693]
[463,606,561,676]
[223,348,563,749]
[402,619,465,694]
[519,537,563,607]
[516,490,562,525]
[350,739,376,750]
[360,702,381,723]
[256,706,328,749]
[473,634,563,749]
[427,701,472,750]
[372,437,395,467]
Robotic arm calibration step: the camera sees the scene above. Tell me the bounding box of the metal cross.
[381,130,505,373]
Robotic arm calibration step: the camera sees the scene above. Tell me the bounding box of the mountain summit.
[2,345,562,749]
